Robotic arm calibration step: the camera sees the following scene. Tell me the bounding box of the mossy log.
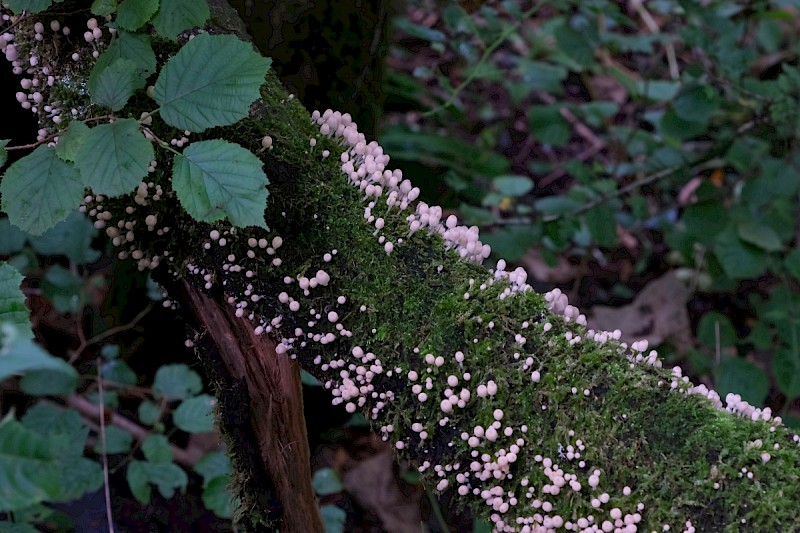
[3,2,800,532]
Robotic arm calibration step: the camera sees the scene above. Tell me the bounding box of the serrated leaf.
[713,226,766,280]
[55,121,90,163]
[142,434,172,463]
[173,394,215,433]
[96,425,134,454]
[0,262,30,341]
[91,31,156,90]
[51,456,102,502]
[75,119,154,196]
[312,467,343,496]
[0,418,61,511]
[0,140,8,168]
[91,0,117,16]
[137,400,161,426]
[153,363,202,399]
[88,58,138,111]
[194,451,231,484]
[20,369,78,396]
[101,359,137,386]
[4,0,60,14]
[29,211,100,263]
[116,0,158,30]
[151,0,209,39]
[126,460,152,504]
[0,339,78,384]
[21,404,87,459]
[172,140,268,228]
[141,461,187,499]
[202,476,234,518]
[0,219,27,256]
[0,146,83,235]
[154,33,271,132]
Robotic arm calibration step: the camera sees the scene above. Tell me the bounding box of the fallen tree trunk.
[3,2,800,531]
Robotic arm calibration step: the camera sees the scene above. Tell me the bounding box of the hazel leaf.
[88,58,138,111]
[54,121,90,162]
[153,33,271,132]
[0,146,83,235]
[0,140,9,168]
[91,0,118,16]
[151,0,210,40]
[75,119,154,197]
[4,0,61,14]
[172,140,268,228]
[90,31,156,91]
[116,0,159,31]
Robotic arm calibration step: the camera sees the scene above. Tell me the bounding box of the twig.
[425,487,450,533]
[630,0,680,80]
[97,360,116,533]
[69,303,153,363]
[423,1,545,117]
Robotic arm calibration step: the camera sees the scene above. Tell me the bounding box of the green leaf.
[785,249,800,281]
[493,175,533,197]
[142,434,172,463]
[172,140,268,228]
[737,220,783,252]
[153,363,202,399]
[126,460,152,504]
[51,456,102,502]
[0,339,78,384]
[697,311,736,348]
[713,226,767,280]
[137,400,161,426]
[142,461,187,499]
[173,394,215,433]
[312,467,343,496]
[0,262,30,340]
[101,359,138,386]
[673,85,719,123]
[0,146,83,235]
[0,219,27,255]
[320,504,346,533]
[55,121,90,163]
[633,80,680,101]
[0,418,61,511]
[75,119,154,196]
[774,347,800,400]
[4,0,60,14]
[528,105,570,146]
[41,265,83,314]
[393,17,446,42]
[659,109,708,140]
[482,226,540,262]
[20,368,78,396]
[202,476,234,518]
[91,0,118,16]
[116,0,159,30]
[585,205,617,247]
[151,0,209,39]
[20,403,87,458]
[96,426,134,454]
[29,211,100,263]
[153,33,271,132]
[0,521,40,533]
[458,205,495,226]
[514,58,567,94]
[0,140,8,168]
[553,23,594,68]
[93,31,157,88]
[88,58,138,111]
[715,357,769,406]
[300,369,321,386]
[194,451,231,484]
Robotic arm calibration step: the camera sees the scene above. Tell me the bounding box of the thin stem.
[142,126,181,156]
[97,359,116,533]
[425,487,450,533]
[69,303,153,363]
[423,1,545,118]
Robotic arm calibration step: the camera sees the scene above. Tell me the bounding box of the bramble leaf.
[173,394,215,433]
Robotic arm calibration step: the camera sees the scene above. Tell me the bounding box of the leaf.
[29,211,100,263]
[673,85,719,123]
[0,339,78,384]
[137,400,161,426]
[126,460,152,504]
[737,220,783,252]
[0,262,30,340]
[55,121,90,163]
[482,226,541,261]
[20,369,78,396]
[697,311,736,348]
[4,0,60,14]
[0,418,61,511]
[393,17,446,42]
[116,0,159,31]
[202,476,234,518]
[553,23,594,68]
[153,33,271,132]
[41,265,84,314]
[88,58,138,111]
[91,0,118,16]
[51,456,102,502]
[0,146,83,235]
[141,434,172,463]
[173,394,215,433]
[101,359,138,386]
[151,0,210,39]
[141,461,187,499]
[75,119,154,196]
[493,175,533,197]
[713,226,766,280]
[785,249,800,281]
[715,357,769,406]
[514,58,567,94]
[633,80,680,101]
[153,363,202,399]
[21,403,88,458]
[92,31,157,89]
[0,219,27,255]
[0,140,8,168]
[528,105,570,146]
[300,369,321,386]
[585,204,617,247]
[96,426,134,454]
[172,140,269,228]
[312,467,343,496]
[195,452,231,485]
[320,504,346,533]
[774,347,800,400]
